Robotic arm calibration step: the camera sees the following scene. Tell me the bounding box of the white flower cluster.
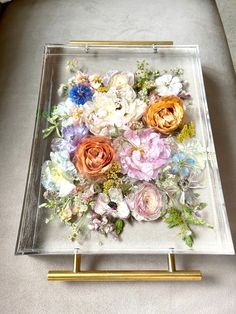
[41,151,77,197]
[83,71,147,137]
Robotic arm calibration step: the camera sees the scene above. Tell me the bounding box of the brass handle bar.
[48,253,202,282]
[48,270,202,282]
[69,40,173,46]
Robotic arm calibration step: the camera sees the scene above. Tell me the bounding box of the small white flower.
[66,59,79,72]
[58,98,83,126]
[155,74,182,96]
[89,74,102,89]
[50,151,77,175]
[57,84,68,97]
[108,188,123,203]
[68,76,77,87]
[74,71,89,84]
[52,102,69,118]
[116,201,130,219]
[104,225,112,234]
[67,71,88,87]
[185,229,192,236]
[93,193,110,216]
[102,216,108,225]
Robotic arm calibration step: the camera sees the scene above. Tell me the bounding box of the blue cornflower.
[69,84,93,105]
[171,151,196,177]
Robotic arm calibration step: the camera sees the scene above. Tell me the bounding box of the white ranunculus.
[155,74,182,96]
[103,70,134,89]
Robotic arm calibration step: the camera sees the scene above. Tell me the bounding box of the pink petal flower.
[115,129,170,181]
[126,182,163,221]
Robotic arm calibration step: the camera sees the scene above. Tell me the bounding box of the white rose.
[83,89,147,137]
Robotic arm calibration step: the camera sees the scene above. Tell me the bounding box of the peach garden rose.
[144,95,185,135]
[73,136,115,179]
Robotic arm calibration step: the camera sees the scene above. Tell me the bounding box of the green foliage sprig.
[40,191,92,241]
[134,60,160,99]
[42,106,66,139]
[162,204,213,247]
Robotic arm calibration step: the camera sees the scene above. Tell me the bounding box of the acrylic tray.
[15,42,234,278]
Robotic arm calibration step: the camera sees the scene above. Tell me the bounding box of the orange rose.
[74,136,115,179]
[144,96,185,135]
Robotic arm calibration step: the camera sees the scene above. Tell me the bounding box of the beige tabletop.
[0,1,236,313]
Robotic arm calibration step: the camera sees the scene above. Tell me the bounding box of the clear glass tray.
[15,44,234,255]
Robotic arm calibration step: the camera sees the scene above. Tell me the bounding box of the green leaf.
[111,124,123,139]
[162,207,183,228]
[185,215,206,226]
[183,235,193,247]
[179,223,194,247]
[206,223,214,229]
[182,205,194,216]
[42,111,50,119]
[198,202,207,210]
[42,125,56,139]
[115,219,124,235]
[120,182,132,196]
[162,203,213,248]
[55,126,62,137]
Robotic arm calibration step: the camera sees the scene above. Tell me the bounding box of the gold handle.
[69,40,173,46]
[48,253,202,282]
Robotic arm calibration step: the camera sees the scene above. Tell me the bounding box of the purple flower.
[51,138,75,154]
[52,125,88,154]
[178,91,191,100]
[115,128,170,181]
[62,124,88,144]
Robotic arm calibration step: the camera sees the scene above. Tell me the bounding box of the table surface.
[0,1,236,314]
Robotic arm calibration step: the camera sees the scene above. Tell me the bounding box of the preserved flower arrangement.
[40,59,213,248]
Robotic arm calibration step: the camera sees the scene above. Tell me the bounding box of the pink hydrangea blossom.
[115,128,170,181]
